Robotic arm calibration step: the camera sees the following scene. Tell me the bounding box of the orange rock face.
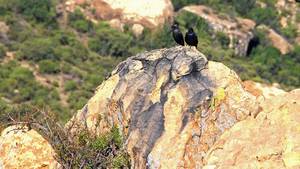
[68,46,258,168]
[0,126,61,169]
[204,89,300,168]
[242,80,286,99]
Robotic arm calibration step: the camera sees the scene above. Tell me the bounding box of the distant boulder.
[69,0,174,35]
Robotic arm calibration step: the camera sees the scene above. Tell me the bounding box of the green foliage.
[19,38,57,61]
[0,106,131,168]
[61,61,72,74]
[16,0,58,27]
[0,45,7,58]
[52,81,59,87]
[38,59,60,74]
[50,89,60,101]
[64,81,78,91]
[247,5,279,29]
[215,31,230,46]
[68,8,93,33]
[88,21,134,57]
[280,21,298,39]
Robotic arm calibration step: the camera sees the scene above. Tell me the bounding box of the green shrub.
[50,89,60,101]
[74,19,91,33]
[19,38,57,61]
[215,31,230,46]
[16,0,58,27]
[0,45,7,58]
[52,81,59,87]
[0,106,131,168]
[280,21,298,39]
[38,59,60,74]
[89,22,134,57]
[9,67,35,87]
[64,81,78,91]
[61,61,72,74]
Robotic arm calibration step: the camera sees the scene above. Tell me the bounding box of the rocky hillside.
[1,46,300,168]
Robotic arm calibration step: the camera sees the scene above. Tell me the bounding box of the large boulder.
[204,89,300,168]
[68,0,174,35]
[0,125,61,168]
[68,46,258,168]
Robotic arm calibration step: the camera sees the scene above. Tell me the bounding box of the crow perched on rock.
[172,24,184,46]
[185,28,198,48]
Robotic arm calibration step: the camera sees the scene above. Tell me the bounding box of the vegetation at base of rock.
[0,105,131,168]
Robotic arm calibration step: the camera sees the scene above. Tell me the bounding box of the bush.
[280,21,298,39]
[16,0,58,27]
[64,81,78,91]
[0,106,131,168]
[74,19,91,33]
[9,67,35,87]
[89,22,134,57]
[215,31,230,46]
[38,59,60,74]
[52,81,59,87]
[19,38,57,61]
[0,45,7,58]
[61,61,72,74]
[50,89,60,101]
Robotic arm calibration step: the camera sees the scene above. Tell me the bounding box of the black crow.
[185,28,198,48]
[172,24,184,46]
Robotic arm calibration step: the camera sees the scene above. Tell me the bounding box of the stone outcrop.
[204,89,300,168]
[0,125,61,168]
[178,6,256,56]
[68,46,259,168]
[66,0,174,35]
[178,5,295,55]
[242,80,286,99]
[275,0,300,45]
[261,26,294,54]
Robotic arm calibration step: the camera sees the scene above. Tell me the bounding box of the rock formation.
[257,25,294,54]
[178,6,256,56]
[2,45,300,168]
[0,125,61,168]
[204,89,300,168]
[242,80,286,99]
[65,0,174,35]
[178,5,295,55]
[68,46,259,168]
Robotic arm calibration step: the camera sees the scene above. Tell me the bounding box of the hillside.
[0,0,300,124]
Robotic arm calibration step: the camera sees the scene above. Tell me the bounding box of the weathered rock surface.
[243,80,286,99]
[262,26,294,54]
[0,125,61,169]
[204,89,300,168]
[68,46,258,168]
[68,0,174,34]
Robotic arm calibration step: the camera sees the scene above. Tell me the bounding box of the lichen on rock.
[68,46,257,168]
[0,125,61,169]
